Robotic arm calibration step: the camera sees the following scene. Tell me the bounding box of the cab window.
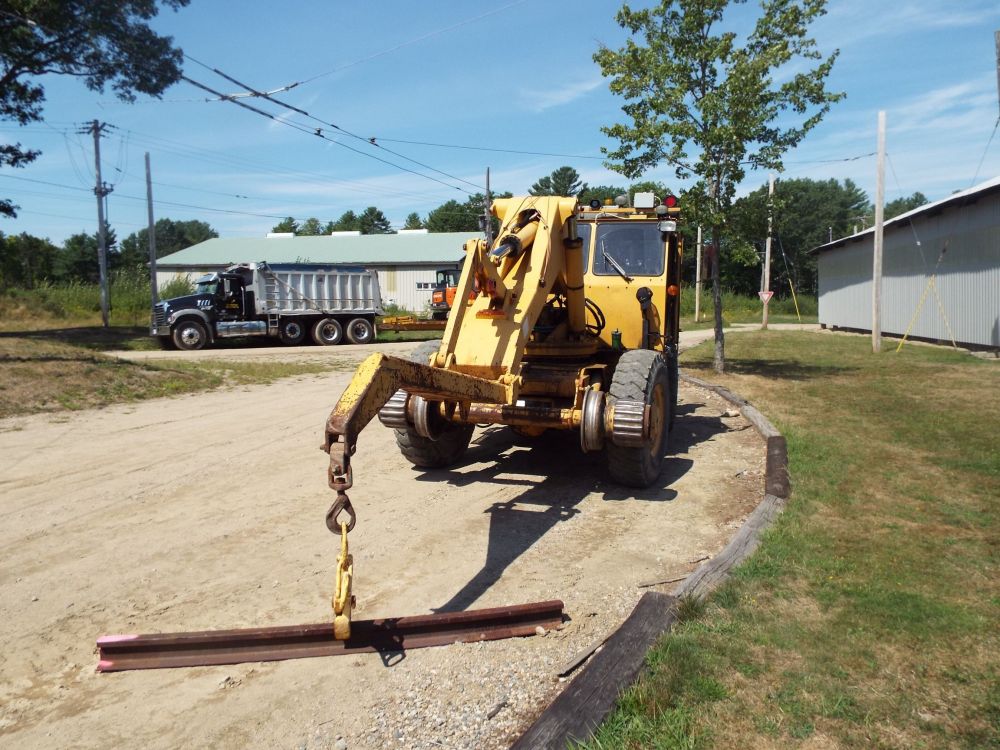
[577,223,592,274]
[593,223,664,277]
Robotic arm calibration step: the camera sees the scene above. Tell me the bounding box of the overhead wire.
[969,115,999,188]
[183,57,484,192]
[181,74,478,196]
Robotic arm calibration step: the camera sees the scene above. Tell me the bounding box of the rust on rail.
[96,600,564,672]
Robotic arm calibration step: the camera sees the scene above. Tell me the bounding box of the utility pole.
[761,174,774,330]
[145,152,158,309]
[83,120,113,327]
[872,111,886,353]
[694,225,702,323]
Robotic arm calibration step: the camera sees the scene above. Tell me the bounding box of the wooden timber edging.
[511,372,790,749]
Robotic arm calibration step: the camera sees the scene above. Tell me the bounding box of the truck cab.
[429,268,461,320]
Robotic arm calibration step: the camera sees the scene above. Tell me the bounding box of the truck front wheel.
[279,319,306,346]
[345,317,375,345]
[172,320,208,351]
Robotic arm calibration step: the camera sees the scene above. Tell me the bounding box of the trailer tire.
[279,319,306,346]
[171,319,208,351]
[605,349,671,488]
[311,317,343,346]
[394,340,473,468]
[345,317,375,345]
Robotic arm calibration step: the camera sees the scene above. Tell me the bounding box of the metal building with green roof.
[156,231,477,312]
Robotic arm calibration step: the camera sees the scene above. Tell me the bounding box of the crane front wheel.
[605,349,672,488]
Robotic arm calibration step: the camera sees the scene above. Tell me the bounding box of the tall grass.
[0,272,194,329]
[679,285,817,323]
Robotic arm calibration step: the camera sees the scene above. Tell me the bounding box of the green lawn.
[586,331,999,749]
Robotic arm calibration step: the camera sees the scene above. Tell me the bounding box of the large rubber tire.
[345,317,375,345]
[311,317,343,346]
[278,318,306,346]
[393,340,473,468]
[171,319,208,351]
[605,349,672,488]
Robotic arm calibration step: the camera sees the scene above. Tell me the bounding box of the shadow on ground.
[685,357,857,380]
[411,405,734,614]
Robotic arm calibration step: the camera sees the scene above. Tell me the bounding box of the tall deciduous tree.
[530,166,587,197]
[595,0,842,372]
[0,0,189,217]
[58,227,116,283]
[0,231,59,289]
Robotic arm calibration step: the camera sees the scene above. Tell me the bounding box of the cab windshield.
[195,279,219,295]
[593,223,664,277]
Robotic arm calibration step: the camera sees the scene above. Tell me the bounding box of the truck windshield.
[195,280,219,295]
[593,223,664,277]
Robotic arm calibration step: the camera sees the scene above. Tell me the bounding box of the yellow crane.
[322,192,683,638]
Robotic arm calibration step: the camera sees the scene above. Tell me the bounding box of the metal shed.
[156,232,478,313]
[815,175,1000,349]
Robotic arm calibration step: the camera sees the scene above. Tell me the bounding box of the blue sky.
[2,0,999,244]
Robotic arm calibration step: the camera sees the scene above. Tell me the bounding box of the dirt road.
[0,340,765,749]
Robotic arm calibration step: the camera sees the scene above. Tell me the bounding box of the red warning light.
[664,195,678,208]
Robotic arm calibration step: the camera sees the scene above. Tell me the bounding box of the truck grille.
[153,304,167,327]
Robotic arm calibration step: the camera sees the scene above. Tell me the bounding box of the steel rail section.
[96,600,564,672]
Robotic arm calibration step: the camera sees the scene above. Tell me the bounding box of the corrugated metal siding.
[819,193,1000,347]
[380,267,449,312]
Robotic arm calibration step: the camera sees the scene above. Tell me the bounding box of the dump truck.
[320,192,683,638]
[151,261,383,350]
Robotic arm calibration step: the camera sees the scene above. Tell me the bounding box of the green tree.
[358,206,393,235]
[883,191,928,221]
[58,227,117,283]
[578,184,627,206]
[271,217,298,234]
[330,210,360,232]
[0,1,189,218]
[529,166,587,197]
[119,218,217,268]
[0,231,59,289]
[731,177,869,296]
[297,217,324,236]
[426,193,512,233]
[403,212,424,230]
[595,0,842,372]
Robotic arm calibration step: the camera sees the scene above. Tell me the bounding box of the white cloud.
[516,76,605,113]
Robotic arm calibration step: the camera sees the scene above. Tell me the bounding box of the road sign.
[759,291,774,303]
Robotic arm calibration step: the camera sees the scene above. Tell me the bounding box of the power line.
[361,136,605,161]
[185,55,485,192]
[181,74,478,196]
